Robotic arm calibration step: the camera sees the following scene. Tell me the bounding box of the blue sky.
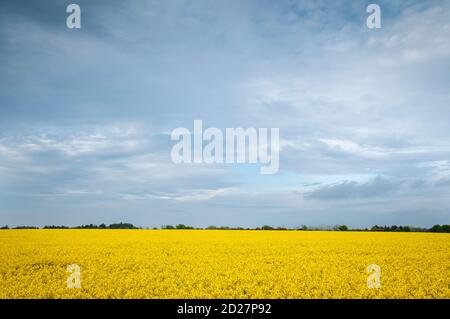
[1,0,450,228]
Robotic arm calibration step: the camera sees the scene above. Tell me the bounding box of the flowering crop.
[0,230,448,298]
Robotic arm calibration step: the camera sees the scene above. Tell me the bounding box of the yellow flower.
[0,230,448,298]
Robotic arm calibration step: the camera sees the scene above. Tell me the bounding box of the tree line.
[0,222,138,230]
[1,223,449,233]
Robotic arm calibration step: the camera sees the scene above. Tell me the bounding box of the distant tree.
[14,226,38,229]
[337,225,349,231]
[108,222,137,229]
[261,225,273,230]
[1,225,9,229]
[75,224,99,229]
[206,226,217,230]
[43,225,69,229]
[430,224,442,233]
[300,225,308,230]
[99,223,106,229]
[176,224,193,229]
[162,225,175,229]
[429,224,450,233]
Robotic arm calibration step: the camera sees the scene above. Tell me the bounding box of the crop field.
[0,230,448,298]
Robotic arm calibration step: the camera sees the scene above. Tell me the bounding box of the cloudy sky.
[1,0,449,228]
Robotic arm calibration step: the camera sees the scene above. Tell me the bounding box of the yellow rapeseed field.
[0,230,448,298]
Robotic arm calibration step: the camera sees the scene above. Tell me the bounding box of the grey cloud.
[435,178,450,187]
[304,176,403,200]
